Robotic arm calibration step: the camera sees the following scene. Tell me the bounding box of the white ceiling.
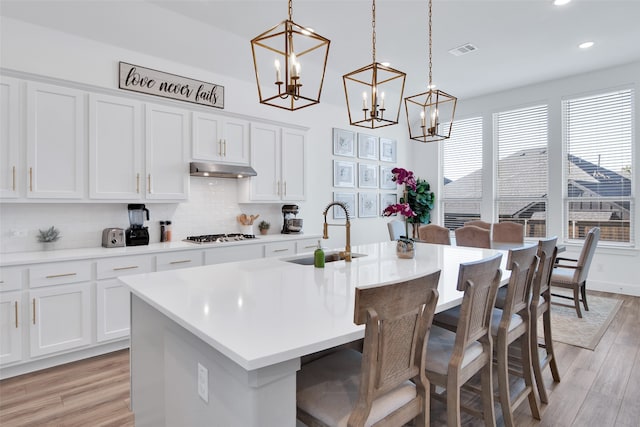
[2,0,640,106]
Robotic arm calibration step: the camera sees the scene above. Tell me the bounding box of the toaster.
[102,228,125,248]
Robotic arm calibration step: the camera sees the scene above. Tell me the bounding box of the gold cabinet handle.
[304,244,316,249]
[136,173,140,193]
[169,260,191,265]
[219,140,223,157]
[12,166,16,191]
[46,272,77,279]
[148,174,152,193]
[29,167,33,192]
[113,265,139,271]
[32,298,36,325]
[273,248,289,253]
[284,181,287,197]
[277,181,281,196]
[223,139,227,157]
[15,301,19,328]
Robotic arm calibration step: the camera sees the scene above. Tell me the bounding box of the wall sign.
[118,62,224,109]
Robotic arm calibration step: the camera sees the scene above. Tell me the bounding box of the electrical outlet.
[197,362,208,403]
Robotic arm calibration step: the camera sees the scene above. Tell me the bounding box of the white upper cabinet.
[89,94,143,199]
[145,103,189,200]
[239,123,306,202]
[26,82,85,199]
[192,112,249,165]
[0,77,21,198]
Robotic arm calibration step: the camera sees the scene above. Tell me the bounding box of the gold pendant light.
[343,0,406,129]
[404,0,457,142]
[251,0,330,111]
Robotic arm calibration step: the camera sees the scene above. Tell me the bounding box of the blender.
[125,204,150,246]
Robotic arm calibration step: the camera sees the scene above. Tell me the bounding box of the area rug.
[538,292,623,350]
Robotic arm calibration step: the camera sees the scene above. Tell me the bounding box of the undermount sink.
[285,252,367,266]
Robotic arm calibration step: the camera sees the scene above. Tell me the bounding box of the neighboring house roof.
[444,148,631,218]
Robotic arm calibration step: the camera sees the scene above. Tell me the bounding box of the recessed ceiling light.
[554,0,571,5]
[579,41,594,49]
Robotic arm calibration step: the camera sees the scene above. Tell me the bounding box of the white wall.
[0,16,411,253]
[411,61,640,296]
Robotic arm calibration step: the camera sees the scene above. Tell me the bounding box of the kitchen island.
[120,241,508,426]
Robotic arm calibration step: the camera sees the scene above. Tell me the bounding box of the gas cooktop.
[183,233,257,244]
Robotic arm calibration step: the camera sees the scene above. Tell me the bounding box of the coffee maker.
[281,204,303,234]
[125,204,150,246]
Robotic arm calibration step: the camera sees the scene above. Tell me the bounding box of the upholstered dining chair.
[425,253,502,427]
[464,220,492,230]
[492,221,524,244]
[455,225,491,249]
[434,246,540,426]
[550,227,600,318]
[530,236,561,404]
[387,219,405,241]
[296,271,441,427]
[418,224,451,245]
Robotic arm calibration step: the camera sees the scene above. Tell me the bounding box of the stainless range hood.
[190,162,257,178]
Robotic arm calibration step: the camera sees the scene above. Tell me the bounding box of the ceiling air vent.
[449,43,478,57]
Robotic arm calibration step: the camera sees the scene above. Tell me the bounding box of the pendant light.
[404,0,457,142]
[343,0,406,129]
[250,0,330,111]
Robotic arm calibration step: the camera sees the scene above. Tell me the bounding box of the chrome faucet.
[322,202,351,262]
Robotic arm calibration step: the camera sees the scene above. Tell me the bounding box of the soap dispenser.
[314,240,325,268]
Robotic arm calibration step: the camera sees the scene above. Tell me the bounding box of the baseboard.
[587,279,640,297]
[0,340,129,380]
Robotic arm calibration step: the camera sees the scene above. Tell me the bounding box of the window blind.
[495,104,548,238]
[441,116,483,230]
[563,89,634,244]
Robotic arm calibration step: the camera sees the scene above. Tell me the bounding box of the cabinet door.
[0,77,21,198]
[29,283,91,357]
[192,111,223,161]
[96,279,130,342]
[296,238,319,254]
[89,94,143,199]
[248,123,280,201]
[145,103,189,200]
[281,127,306,201]
[0,291,23,365]
[204,244,264,265]
[264,241,296,258]
[221,117,250,164]
[26,82,85,199]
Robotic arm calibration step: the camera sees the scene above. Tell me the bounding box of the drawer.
[0,266,23,292]
[29,261,92,288]
[156,251,203,271]
[204,245,264,265]
[296,239,320,254]
[264,241,296,258]
[96,255,152,280]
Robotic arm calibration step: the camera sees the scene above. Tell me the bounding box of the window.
[441,117,483,230]
[495,105,548,238]
[563,89,634,245]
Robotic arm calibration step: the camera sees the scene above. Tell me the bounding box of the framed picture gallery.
[333,192,356,219]
[358,163,378,189]
[358,192,378,218]
[333,160,355,188]
[357,133,379,160]
[332,128,356,157]
[379,138,397,162]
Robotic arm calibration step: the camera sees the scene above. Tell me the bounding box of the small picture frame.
[358,163,378,188]
[332,128,356,157]
[379,138,397,162]
[333,160,355,188]
[380,193,398,216]
[333,192,356,219]
[358,192,378,218]
[358,133,379,160]
[380,166,396,190]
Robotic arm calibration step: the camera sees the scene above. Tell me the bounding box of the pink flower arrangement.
[382,167,417,222]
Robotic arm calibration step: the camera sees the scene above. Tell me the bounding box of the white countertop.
[0,233,319,266]
[120,241,509,371]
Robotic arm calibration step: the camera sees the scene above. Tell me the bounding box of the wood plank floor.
[1,291,638,426]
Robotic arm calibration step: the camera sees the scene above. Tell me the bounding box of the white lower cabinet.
[0,291,23,365]
[96,279,130,342]
[204,244,263,265]
[265,241,296,258]
[156,251,203,271]
[296,238,320,254]
[29,283,91,358]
